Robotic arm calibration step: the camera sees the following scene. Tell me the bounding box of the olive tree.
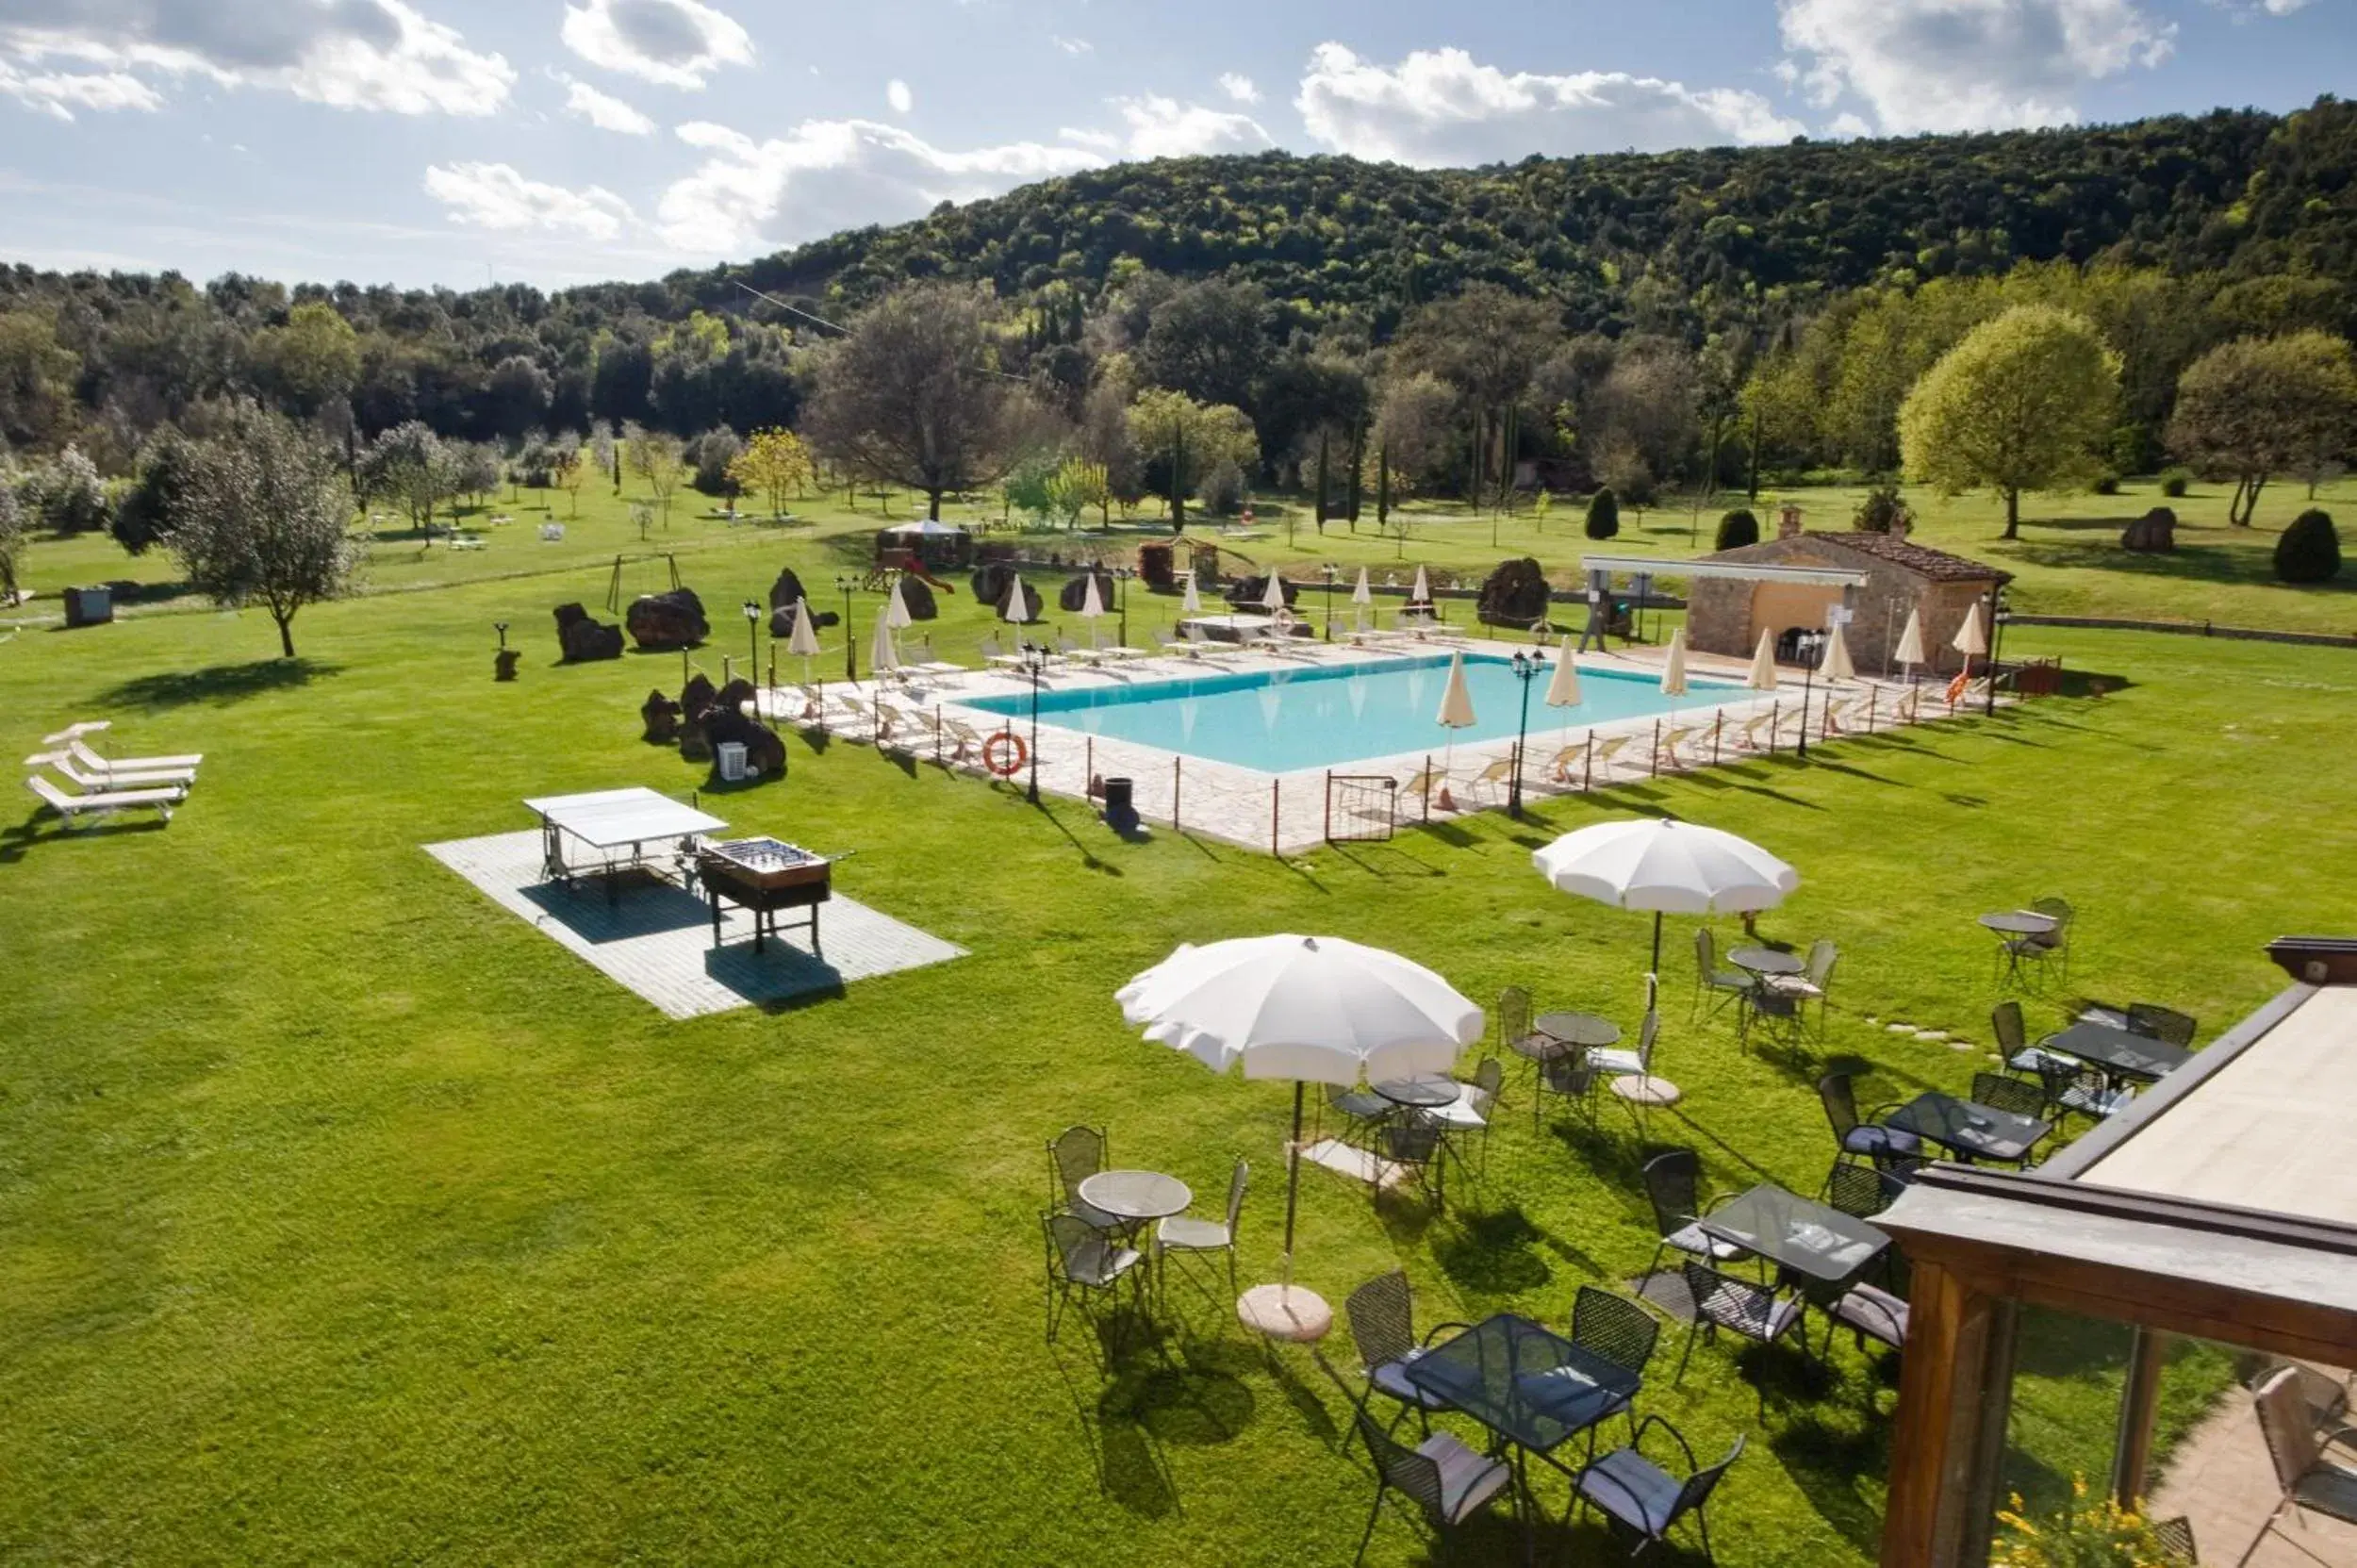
[169,403,358,658]
[2168,332,2357,525]
[1899,305,2119,539]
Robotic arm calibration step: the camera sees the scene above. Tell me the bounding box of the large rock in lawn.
[1226,572,1296,608]
[627,586,710,650]
[766,566,809,611]
[2120,507,2177,553]
[895,574,939,621]
[1058,569,1116,614]
[640,688,683,744]
[703,678,785,778]
[677,672,717,761]
[553,602,623,662]
[972,564,1043,622]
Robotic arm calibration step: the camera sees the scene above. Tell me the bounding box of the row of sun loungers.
[22,721,204,825]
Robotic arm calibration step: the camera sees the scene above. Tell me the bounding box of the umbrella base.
[1611,1075,1682,1107]
[1237,1283,1332,1343]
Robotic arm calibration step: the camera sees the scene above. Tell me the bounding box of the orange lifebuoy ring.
[982,730,1028,778]
[1945,669,1970,706]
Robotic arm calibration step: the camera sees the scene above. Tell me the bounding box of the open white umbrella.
[1894,606,1927,682]
[1745,629,1779,691]
[1002,569,1031,626]
[1351,567,1373,633]
[1118,934,1483,1321]
[1533,817,1800,1103]
[786,596,821,684]
[883,577,915,630]
[1181,570,1204,615]
[1660,628,1690,696]
[1078,572,1107,647]
[1544,635,1583,708]
[868,609,901,677]
[1821,620,1855,682]
[1433,651,1477,811]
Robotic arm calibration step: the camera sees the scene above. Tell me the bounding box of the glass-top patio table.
[2039,1020,2192,1083]
[1403,1312,1644,1461]
[1886,1090,2050,1164]
[1697,1183,1888,1286]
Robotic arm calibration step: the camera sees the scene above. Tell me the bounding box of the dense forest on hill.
[0,96,2351,498]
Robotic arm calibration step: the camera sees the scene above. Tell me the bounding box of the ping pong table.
[524,787,728,904]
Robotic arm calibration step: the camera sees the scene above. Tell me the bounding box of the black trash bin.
[1100,776,1138,833]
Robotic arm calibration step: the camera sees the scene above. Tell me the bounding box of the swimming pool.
[960,652,1745,772]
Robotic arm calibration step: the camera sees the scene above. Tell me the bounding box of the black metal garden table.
[1886,1090,2051,1164]
[1697,1183,1888,1289]
[2039,1019,2192,1085]
[1404,1312,1646,1557]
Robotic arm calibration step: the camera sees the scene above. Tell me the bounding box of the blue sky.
[0,0,2349,289]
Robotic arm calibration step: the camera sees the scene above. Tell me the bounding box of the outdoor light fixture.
[493,620,508,650]
[742,599,761,685]
[1986,586,2008,718]
[834,574,858,682]
[1020,642,1051,804]
[1321,563,1339,641]
[1508,650,1543,817]
[1112,564,1132,646]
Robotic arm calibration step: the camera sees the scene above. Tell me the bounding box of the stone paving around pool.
[756,630,1988,856]
[426,830,966,1018]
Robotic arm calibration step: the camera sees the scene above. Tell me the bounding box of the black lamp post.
[1321,563,1339,641]
[834,574,858,683]
[1796,630,1817,760]
[1507,649,1542,817]
[1021,642,1050,803]
[1113,565,1131,648]
[742,599,760,682]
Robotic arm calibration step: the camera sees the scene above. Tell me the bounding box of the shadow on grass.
[0,809,172,861]
[1772,1410,1895,1552]
[1432,1204,1556,1298]
[98,656,340,709]
[1323,841,1447,879]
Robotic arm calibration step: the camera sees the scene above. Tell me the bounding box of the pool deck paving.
[758,629,1987,856]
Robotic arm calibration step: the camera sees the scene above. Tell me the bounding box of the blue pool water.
[961,652,1743,772]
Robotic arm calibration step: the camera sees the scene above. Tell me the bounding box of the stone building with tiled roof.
[1686,510,2012,676]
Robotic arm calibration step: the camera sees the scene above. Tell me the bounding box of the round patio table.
[1978,912,2057,937]
[1371,1074,1460,1110]
[1730,946,1805,977]
[1524,1011,1621,1061]
[1077,1169,1193,1227]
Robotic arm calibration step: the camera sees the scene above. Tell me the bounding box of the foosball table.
[697,837,837,954]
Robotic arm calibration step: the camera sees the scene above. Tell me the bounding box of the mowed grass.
[2,517,2356,1562]
[12,470,2355,644]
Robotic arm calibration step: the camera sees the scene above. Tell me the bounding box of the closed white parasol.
[1002,569,1031,626]
[1745,630,1778,691]
[869,608,901,675]
[1545,636,1583,707]
[1821,621,1855,681]
[1433,651,1476,811]
[1660,628,1689,696]
[1894,607,1927,679]
[1260,571,1288,613]
[884,577,914,630]
[1953,601,1986,658]
[1532,817,1799,1102]
[787,596,821,685]
[1409,564,1432,608]
[1078,571,1106,646]
[1181,570,1204,615]
[1351,567,1373,633]
[1117,933,1483,1329]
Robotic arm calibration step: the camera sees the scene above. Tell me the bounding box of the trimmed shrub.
[2160,468,2191,499]
[2092,474,2121,496]
[1853,483,1904,533]
[1583,487,1620,540]
[1714,508,1760,551]
[2274,509,2342,585]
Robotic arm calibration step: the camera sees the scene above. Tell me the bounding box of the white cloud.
[1826,110,1873,138]
[1112,94,1272,158]
[655,118,1101,256]
[1776,0,2174,134]
[1057,125,1119,152]
[1050,35,1091,57]
[559,0,751,90]
[1217,71,1260,104]
[1294,43,1803,166]
[0,0,514,116]
[885,77,911,114]
[560,74,653,133]
[0,58,159,120]
[423,161,634,239]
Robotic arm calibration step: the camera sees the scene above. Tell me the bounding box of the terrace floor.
[2148,1374,2357,1566]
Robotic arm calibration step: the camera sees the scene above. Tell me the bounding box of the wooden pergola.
[1875,937,2357,1565]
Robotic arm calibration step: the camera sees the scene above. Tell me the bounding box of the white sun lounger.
[51,732,205,772]
[25,773,183,824]
[26,751,198,790]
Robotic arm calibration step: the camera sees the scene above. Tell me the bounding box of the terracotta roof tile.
[1804,531,2011,584]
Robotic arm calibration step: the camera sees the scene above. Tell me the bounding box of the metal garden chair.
[1568,1285,1660,1445]
[1041,1211,1145,1346]
[1377,1117,1446,1213]
[1349,1409,1516,1565]
[1640,1148,1746,1285]
[2125,1001,2198,1048]
[2248,1363,2357,1565]
[1535,1049,1598,1130]
[1572,1415,1744,1562]
[1674,1260,1805,1415]
[1047,1124,1119,1230]
[1691,927,1752,1023]
[1155,1159,1246,1302]
[1314,1081,1391,1152]
[1339,1269,1460,1450]
[1818,1072,1922,1172]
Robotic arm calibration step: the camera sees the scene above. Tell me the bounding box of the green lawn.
[3,507,2354,1563]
